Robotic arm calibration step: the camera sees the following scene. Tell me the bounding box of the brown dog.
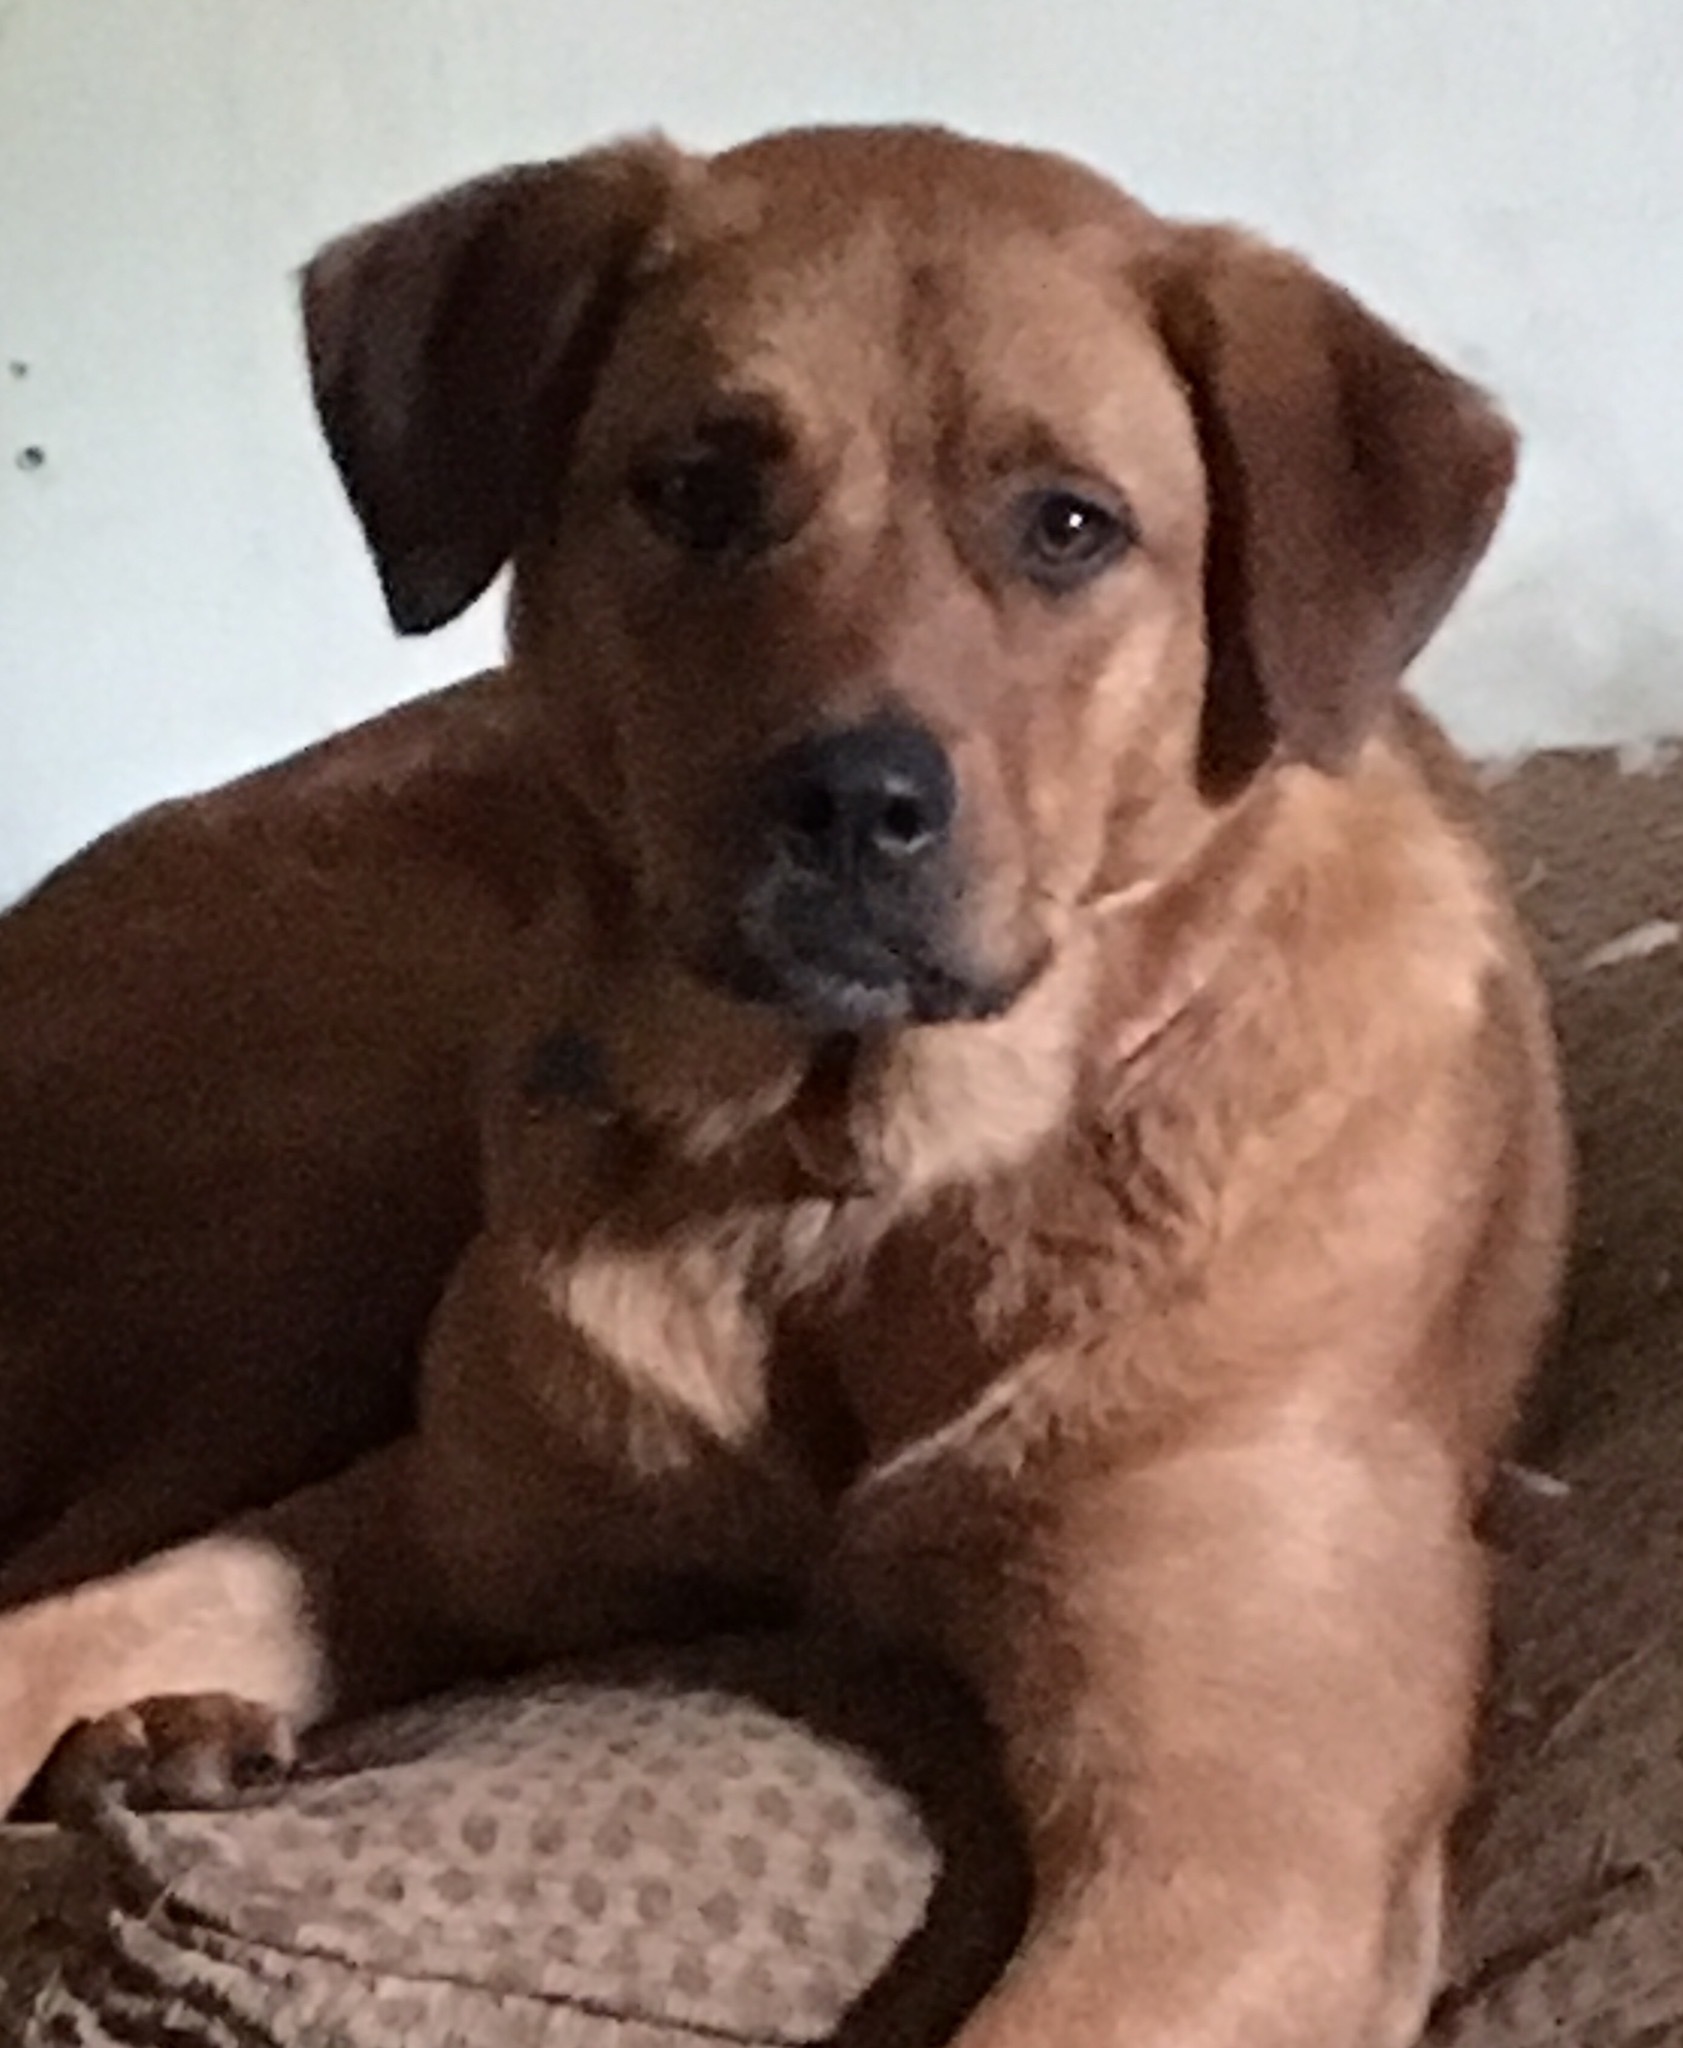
[0,126,1566,2046]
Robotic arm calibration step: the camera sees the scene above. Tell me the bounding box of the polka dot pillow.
[11,1637,1027,2046]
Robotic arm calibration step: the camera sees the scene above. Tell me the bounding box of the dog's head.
[304,127,1513,1037]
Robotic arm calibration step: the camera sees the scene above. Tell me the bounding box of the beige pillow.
[2,1638,1026,2047]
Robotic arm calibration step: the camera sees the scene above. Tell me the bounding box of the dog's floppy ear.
[301,142,677,636]
[1152,227,1516,780]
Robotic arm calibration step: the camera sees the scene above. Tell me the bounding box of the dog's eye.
[634,451,762,555]
[1014,487,1135,593]
[630,414,782,559]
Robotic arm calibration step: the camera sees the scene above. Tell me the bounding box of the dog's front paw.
[32,1692,296,1820]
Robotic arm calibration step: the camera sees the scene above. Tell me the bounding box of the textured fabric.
[1429,1321,1683,2043]
[2,1644,1025,2045]
[1421,745,1683,2043]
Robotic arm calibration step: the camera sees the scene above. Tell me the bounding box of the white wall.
[4,0,1681,900]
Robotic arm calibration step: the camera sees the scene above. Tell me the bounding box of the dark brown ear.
[301,142,677,636]
[1152,227,1517,780]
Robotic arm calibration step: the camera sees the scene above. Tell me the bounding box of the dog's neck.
[1086,772,1286,1083]
[549,932,1099,1205]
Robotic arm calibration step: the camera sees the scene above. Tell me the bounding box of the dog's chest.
[767,1155,1137,1480]
[509,1022,1170,1487]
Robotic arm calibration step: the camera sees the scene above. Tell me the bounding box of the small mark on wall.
[9,365,43,469]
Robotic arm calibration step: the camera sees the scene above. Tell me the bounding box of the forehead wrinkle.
[941,247,1209,550]
[679,211,909,449]
[761,211,1174,500]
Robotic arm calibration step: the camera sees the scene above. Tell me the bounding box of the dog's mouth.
[719,936,1009,1033]
[707,873,1026,1034]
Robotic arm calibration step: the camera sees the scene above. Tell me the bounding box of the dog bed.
[3,743,1683,2045]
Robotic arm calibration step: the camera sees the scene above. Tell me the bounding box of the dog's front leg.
[837,1416,1484,2048]
[0,1232,805,1818]
[0,1437,446,1817]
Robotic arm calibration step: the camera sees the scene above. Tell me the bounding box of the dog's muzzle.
[719,715,1007,1032]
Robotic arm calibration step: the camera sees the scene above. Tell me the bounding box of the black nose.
[762,718,956,874]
